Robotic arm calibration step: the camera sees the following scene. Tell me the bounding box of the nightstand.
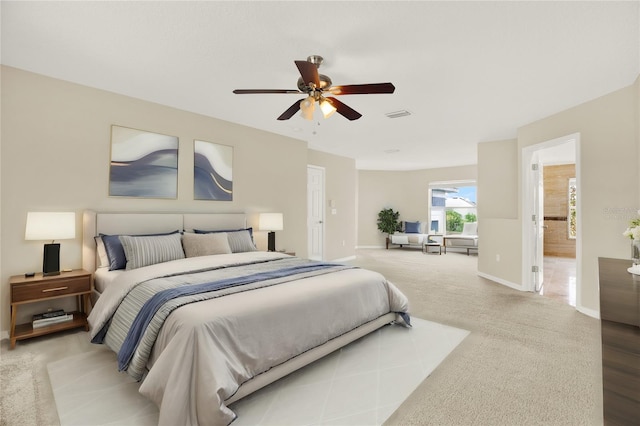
[9,269,92,349]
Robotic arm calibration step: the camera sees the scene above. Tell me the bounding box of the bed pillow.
[193,227,256,253]
[404,221,421,233]
[226,229,257,253]
[182,232,232,258]
[94,236,109,268]
[119,233,185,270]
[101,234,129,271]
[101,230,180,271]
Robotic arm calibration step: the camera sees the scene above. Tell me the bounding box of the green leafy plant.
[377,208,400,236]
[446,210,464,233]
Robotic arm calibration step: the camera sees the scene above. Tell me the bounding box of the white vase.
[632,239,640,265]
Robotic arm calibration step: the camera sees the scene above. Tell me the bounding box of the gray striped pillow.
[120,233,185,270]
[226,230,257,253]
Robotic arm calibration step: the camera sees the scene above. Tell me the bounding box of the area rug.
[0,351,39,426]
[48,318,468,426]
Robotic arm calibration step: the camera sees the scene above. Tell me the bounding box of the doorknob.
[318,221,323,224]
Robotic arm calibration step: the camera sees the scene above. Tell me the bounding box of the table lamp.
[25,212,76,276]
[259,213,283,252]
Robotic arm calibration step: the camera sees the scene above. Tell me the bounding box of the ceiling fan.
[233,55,395,121]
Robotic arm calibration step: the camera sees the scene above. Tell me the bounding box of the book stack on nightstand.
[32,309,73,329]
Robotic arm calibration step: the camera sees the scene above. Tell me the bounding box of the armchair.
[443,222,478,254]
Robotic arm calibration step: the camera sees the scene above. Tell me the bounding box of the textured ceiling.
[2,1,639,170]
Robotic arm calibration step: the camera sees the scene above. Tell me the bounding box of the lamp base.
[267,232,276,252]
[43,243,61,276]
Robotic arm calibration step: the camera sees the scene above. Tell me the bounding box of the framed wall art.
[193,140,233,201]
[109,125,179,198]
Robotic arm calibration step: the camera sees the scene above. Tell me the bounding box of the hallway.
[540,256,576,306]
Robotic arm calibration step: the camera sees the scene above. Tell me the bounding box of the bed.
[82,211,410,425]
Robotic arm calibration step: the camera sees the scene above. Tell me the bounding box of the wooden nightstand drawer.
[12,275,91,303]
[9,269,92,349]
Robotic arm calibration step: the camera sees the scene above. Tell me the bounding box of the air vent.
[385,110,412,119]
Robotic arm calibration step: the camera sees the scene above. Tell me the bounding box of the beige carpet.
[0,248,603,425]
[348,249,602,425]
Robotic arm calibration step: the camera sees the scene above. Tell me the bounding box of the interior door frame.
[521,133,581,305]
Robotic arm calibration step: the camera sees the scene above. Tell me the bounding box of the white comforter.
[88,252,409,425]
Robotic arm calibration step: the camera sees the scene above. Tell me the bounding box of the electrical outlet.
[496,254,501,262]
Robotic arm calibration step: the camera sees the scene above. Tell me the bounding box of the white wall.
[477,139,521,286]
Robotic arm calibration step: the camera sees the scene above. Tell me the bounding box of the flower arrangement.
[623,210,640,240]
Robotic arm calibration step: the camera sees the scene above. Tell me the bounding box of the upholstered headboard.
[82,210,247,273]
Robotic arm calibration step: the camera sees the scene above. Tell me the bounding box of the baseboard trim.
[0,330,9,342]
[576,305,600,319]
[477,272,523,291]
[356,245,385,249]
[332,255,356,262]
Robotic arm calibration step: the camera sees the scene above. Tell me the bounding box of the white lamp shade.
[259,213,283,231]
[320,99,337,118]
[25,212,76,241]
[300,96,315,120]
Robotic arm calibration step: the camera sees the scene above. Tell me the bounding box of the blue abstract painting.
[109,126,178,198]
[194,140,233,201]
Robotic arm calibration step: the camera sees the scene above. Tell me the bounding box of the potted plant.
[377,208,400,249]
[623,209,640,267]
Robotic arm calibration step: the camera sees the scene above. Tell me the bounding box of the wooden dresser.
[598,257,640,425]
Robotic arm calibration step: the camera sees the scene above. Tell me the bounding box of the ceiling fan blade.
[233,89,302,94]
[295,60,320,88]
[325,97,362,121]
[328,83,396,95]
[277,99,303,120]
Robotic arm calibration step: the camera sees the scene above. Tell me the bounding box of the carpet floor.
[350,248,602,425]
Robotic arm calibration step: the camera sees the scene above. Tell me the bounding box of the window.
[429,183,477,234]
[568,177,576,239]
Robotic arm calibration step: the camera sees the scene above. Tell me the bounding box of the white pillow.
[226,229,257,253]
[119,233,185,270]
[94,236,109,268]
[182,232,232,258]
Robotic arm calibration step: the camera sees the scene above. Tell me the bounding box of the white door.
[307,166,325,260]
[532,160,544,292]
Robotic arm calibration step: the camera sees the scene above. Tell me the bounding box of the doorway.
[541,164,577,306]
[522,134,581,308]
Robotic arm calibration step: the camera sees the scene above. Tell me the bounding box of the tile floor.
[47,318,469,426]
[540,256,576,306]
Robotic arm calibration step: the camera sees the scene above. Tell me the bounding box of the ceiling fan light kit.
[233,55,395,121]
[319,97,336,118]
[300,96,315,120]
